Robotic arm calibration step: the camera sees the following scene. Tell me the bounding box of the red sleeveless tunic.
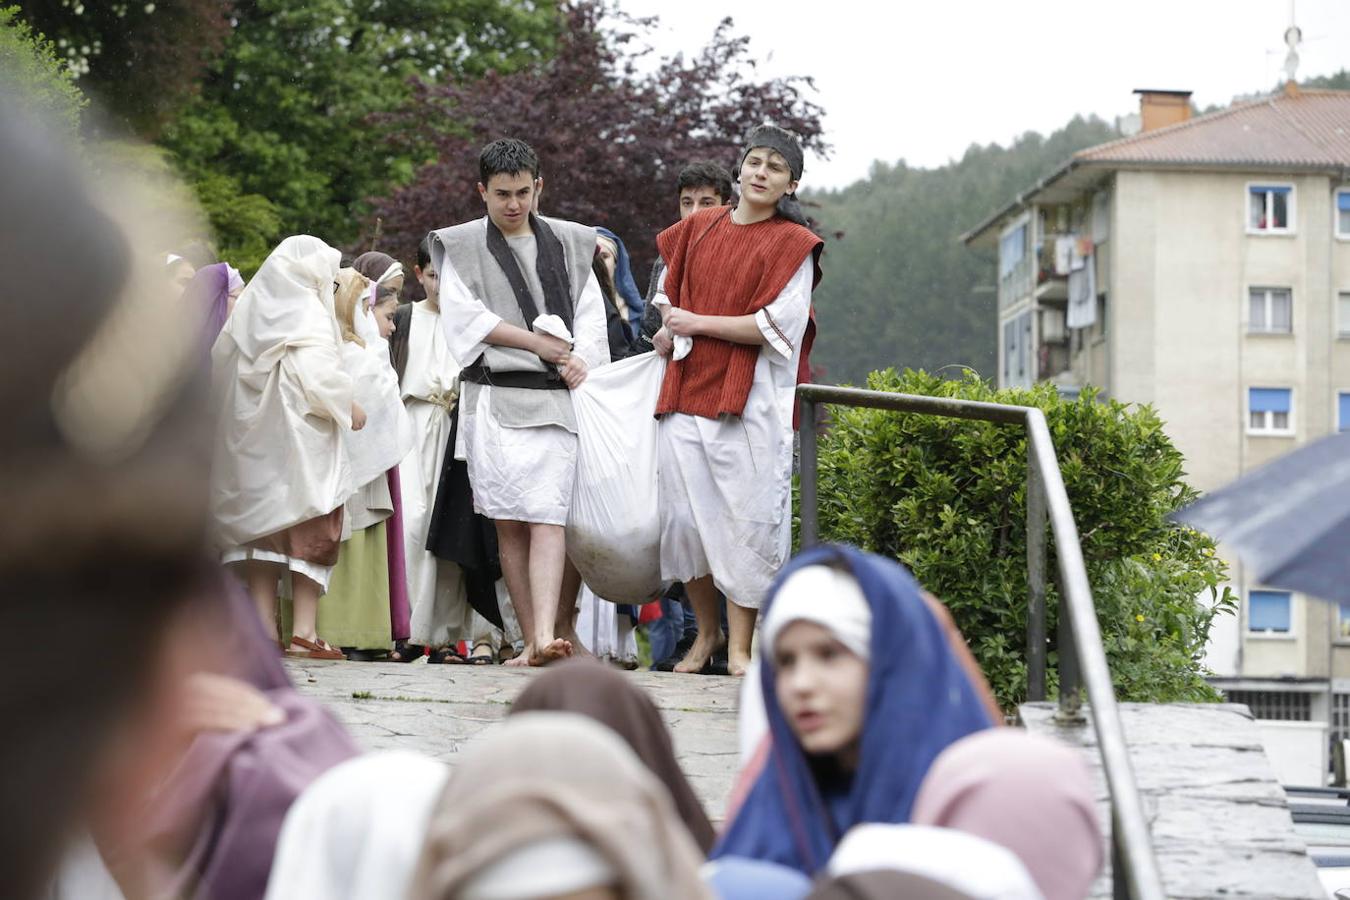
[654,206,823,420]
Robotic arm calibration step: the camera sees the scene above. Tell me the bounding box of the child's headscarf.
[409,713,711,900]
[509,659,716,853]
[595,226,644,330]
[352,251,404,292]
[182,262,234,353]
[711,544,996,875]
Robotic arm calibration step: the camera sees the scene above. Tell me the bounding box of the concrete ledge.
[1021,701,1325,899]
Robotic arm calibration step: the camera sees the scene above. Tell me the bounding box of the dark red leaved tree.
[368,0,827,290]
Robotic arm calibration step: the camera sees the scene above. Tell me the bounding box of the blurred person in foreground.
[410,713,710,900]
[0,92,216,899]
[0,97,357,900]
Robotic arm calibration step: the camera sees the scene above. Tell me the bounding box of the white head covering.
[263,751,449,900]
[215,234,342,366]
[829,824,1045,900]
[374,260,404,285]
[761,565,872,662]
[458,836,617,900]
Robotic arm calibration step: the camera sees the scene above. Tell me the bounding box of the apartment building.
[963,84,1350,730]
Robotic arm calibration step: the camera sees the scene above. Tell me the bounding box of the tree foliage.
[12,0,233,135]
[0,5,86,136]
[805,116,1119,385]
[370,0,827,281]
[160,0,561,263]
[808,368,1235,710]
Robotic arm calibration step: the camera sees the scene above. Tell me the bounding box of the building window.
[1226,689,1311,721]
[1248,589,1292,633]
[1337,189,1350,238]
[1228,690,1311,721]
[999,223,1026,280]
[1248,184,1293,233]
[1248,287,1292,333]
[1339,292,1350,338]
[1339,392,1350,433]
[1339,600,1350,637]
[1248,388,1293,434]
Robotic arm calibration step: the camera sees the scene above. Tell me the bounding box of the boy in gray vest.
[429,139,609,665]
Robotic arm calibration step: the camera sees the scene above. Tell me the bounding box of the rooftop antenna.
[1282,0,1302,85]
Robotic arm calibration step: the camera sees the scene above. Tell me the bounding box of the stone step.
[284,659,743,824]
[1020,701,1326,900]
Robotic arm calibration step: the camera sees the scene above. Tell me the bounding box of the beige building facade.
[966,86,1350,730]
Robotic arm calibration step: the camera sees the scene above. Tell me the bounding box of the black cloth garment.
[426,403,504,629]
[635,257,666,351]
[485,212,575,330]
[606,296,641,360]
[390,298,504,628]
[388,301,413,384]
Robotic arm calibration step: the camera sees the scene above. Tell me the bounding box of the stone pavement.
[284,658,743,825]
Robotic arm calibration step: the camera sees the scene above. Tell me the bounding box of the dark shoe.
[342,648,386,662]
[389,641,425,663]
[653,632,698,671]
[427,645,468,665]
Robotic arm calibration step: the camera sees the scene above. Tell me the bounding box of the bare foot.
[728,648,752,677]
[555,628,595,659]
[504,647,532,668]
[529,638,572,666]
[673,631,725,674]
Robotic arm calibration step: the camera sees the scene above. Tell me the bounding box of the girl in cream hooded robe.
[212,235,357,656]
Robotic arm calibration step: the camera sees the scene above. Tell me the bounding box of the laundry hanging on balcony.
[1067,248,1096,329]
[1054,236,1074,276]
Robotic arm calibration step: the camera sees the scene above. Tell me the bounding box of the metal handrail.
[797,383,1164,900]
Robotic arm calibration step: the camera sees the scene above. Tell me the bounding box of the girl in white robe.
[396,290,477,657]
[212,235,360,659]
[302,271,414,654]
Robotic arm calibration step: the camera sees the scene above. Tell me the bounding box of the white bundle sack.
[567,350,666,603]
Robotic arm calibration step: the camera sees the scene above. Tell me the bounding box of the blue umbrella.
[1173,430,1350,603]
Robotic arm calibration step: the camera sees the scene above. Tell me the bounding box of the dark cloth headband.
[741,124,804,181]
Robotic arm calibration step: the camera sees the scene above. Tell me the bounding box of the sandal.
[497,643,521,664]
[427,645,468,665]
[467,642,496,665]
[285,636,345,660]
[389,641,425,663]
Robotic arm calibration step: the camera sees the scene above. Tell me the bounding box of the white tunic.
[656,257,813,609]
[398,301,470,646]
[436,257,610,525]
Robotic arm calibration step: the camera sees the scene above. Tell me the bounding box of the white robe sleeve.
[286,344,354,428]
[754,256,813,365]
[651,266,669,311]
[571,270,611,369]
[436,260,502,365]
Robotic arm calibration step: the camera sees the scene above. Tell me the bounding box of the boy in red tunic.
[651,125,823,675]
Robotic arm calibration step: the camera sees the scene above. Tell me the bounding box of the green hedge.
[805,369,1235,709]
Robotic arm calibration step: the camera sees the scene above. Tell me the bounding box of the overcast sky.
[614,0,1350,190]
